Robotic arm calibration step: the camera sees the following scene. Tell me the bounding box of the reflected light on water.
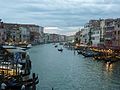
[106,62,113,73]
[30,44,120,90]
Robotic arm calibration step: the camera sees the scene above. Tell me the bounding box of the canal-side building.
[3,23,21,44]
[91,28,100,47]
[19,25,30,43]
[112,18,120,47]
[99,19,106,46]
[74,18,120,48]
[28,24,40,44]
[80,27,90,45]
[75,30,81,44]
[39,26,44,43]
[66,35,75,43]
[43,33,50,43]
[58,35,67,42]
[3,22,44,45]
[0,20,6,44]
[89,20,101,47]
[104,19,115,47]
[49,34,59,43]
[44,33,67,43]
[86,19,108,47]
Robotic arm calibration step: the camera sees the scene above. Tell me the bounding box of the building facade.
[75,30,81,44]
[80,27,90,45]
[104,19,115,47]
[0,20,6,44]
[3,23,44,45]
[19,25,30,43]
[89,20,101,47]
[75,18,120,48]
[39,26,44,43]
[112,18,120,47]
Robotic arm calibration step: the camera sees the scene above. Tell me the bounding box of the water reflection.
[106,62,113,72]
[30,44,120,90]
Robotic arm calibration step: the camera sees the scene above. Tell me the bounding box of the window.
[118,24,120,28]
[91,37,95,40]
[118,31,120,35]
[96,31,99,34]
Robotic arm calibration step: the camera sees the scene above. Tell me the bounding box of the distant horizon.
[2,17,120,36]
[1,19,80,36]
[44,26,82,36]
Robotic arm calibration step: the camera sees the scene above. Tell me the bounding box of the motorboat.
[55,45,58,48]
[58,48,63,52]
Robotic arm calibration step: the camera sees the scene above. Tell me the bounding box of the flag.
[14,52,21,63]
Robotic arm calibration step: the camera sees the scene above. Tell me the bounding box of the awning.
[2,45,16,49]
[6,49,26,53]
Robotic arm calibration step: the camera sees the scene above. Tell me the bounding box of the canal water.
[29,44,120,90]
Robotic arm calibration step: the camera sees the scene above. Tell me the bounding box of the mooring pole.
[52,87,54,90]
[32,73,36,90]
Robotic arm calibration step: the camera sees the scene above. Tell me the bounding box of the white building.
[0,28,6,43]
[66,35,75,43]
[19,25,30,43]
[100,19,105,42]
[0,21,6,44]
[80,27,90,45]
[39,26,44,43]
[91,27,100,46]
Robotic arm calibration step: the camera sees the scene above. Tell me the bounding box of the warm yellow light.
[76,43,79,46]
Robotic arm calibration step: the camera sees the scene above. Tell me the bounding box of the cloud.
[0,0,120,35]
[44,26,82,35]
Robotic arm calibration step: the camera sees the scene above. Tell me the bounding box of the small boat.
[77,50,83,54]
[55,45,58,48]
[83,51,98,57]
[58,48,63,52]
[27,44,32,49]
[53,43,55,45]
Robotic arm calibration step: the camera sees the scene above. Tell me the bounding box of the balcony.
[104,38,112,40]
[104,26,115,31]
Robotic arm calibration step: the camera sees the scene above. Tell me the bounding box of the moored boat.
[55,45,58,48]
[16,43,32,50]
[77,50,83,54]
[58,48,63,52]
[0,45,38,89]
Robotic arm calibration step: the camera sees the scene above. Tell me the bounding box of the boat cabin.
[0,46,31,77]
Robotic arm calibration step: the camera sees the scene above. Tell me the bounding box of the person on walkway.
[21,84,25,90]
[1,82,7,90]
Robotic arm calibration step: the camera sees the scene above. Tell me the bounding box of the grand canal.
[29,44,120,90]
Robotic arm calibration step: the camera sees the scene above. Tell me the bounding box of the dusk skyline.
[1,1,120,90]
